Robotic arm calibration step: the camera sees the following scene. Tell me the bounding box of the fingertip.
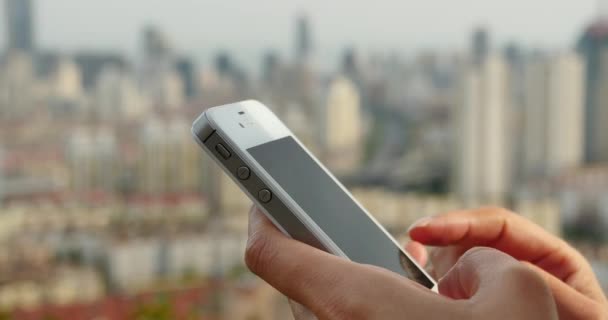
[408,217,436,240]
[404,241,428,266]
[408,217,432,232]
[410,214,475,246]
[408,224,442,245]
[248,206,276,237]
[408,227,429,241]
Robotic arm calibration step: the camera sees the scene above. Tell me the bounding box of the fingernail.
[408,217,433,232]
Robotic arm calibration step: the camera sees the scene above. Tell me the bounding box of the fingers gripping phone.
[192,100,436,290]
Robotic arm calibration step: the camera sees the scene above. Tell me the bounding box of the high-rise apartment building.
[66,128,118,192]
[140,26,184,109]
[295,14,312,64]
[322,76,363,176]
[139,117,169,195]
[0,147,4,204]
[73,52,128,89]
[0,53,37,118]
[165,117,202,193]
[472,27,490,65]
[138,117,202,195]
[175,57,198,98]
[5,0,34,52]
[578,18,608,162]
[521,53,585,179]
[453,54,511,205]
[51,58,83,100]
[95,66,147,120]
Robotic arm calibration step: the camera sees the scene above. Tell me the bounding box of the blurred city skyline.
[0,0,602,71]
[2,1,608,318]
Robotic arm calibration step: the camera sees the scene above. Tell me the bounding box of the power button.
[258,189,272,203]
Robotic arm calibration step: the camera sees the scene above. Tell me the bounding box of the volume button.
[237,166,251,180]
[215,144,231,160]
[258,189,272,203]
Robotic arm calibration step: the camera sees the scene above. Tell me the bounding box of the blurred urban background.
[0,0,607,319]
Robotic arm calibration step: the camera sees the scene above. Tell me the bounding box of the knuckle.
[502,264,557,315]
[582,303,606,320]
[459,247,550,292]
[505,263,540,282]
[460,247,497,262]
[244,231,276,275]
[504,264,551,295]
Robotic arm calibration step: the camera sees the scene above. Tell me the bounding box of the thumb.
[438,247,559,319]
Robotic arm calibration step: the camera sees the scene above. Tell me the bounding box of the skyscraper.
[0,146,4,204]
[4,0,34,52]
[52,57,83,100]
[578,18,608,162]
[503,43,527,186]
[142,26,172,62]
[139,116,170,195]
[342,47,360,80]
[175,57,198,98]
[521,53,585,178]
[73,52,128,89]
[139,26,184,109]
[138,117,203,194]
[261,50,280,84]
[472,27,490,65]
[0,52,37,117]
[295,14,312,64]
[453,54,511,205]
[95,66,146,120]
[66,127,118,193]
[322,76,363,176]
[165,117,203,193]
[214,51,235,77]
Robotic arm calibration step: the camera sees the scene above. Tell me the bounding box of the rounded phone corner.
[191,112,215,144]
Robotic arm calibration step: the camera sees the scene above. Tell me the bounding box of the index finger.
[408,208,596,290]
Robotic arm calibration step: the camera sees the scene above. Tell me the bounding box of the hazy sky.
[0,0,601,71]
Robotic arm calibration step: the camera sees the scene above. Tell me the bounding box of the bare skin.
[245,206,559,320]
[408,207,608,320]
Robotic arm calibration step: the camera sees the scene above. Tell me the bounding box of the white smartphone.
[192,100,436,290]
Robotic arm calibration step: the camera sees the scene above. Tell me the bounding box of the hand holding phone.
[246,207,558,320]
[409,207,608,320]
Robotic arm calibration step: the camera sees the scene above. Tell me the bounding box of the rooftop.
[585,17,608,38]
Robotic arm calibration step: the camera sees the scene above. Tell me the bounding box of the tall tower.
[322,76,363,176]
[472,26,490,65]
[521,53,585,178]
[578,17,608,162]
[139,25,184,109]
[4,0,35,53]
[295,14,312,64]
[454,54,511,206]
[0,146,4,205]
[66,127,118,193]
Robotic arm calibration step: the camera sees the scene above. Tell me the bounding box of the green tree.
[132,294,174,320]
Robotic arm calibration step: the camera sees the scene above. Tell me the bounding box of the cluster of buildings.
[0,0,607,316]
[0,0,364,317]
[453,25,608,241]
